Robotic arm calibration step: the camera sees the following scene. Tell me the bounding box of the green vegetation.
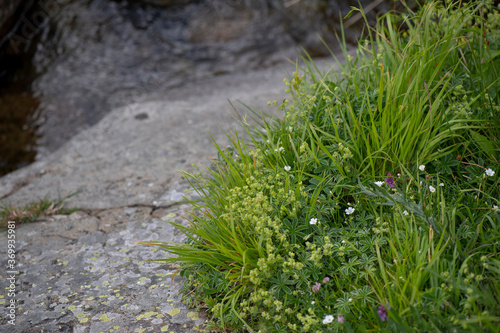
[145,1,500,332]
[0,193,79,228]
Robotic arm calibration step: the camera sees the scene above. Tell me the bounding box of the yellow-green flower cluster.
[296,309,320,332]
[283,251,304,275]
[372,216,389,234]
[331,142,353,165]
[306,242,324,268]
[242,289,290,326]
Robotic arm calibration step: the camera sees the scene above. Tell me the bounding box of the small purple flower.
[377,305,388,322]
[323,276,330,283]
[312,282,321,293]
[337,315,345,324]
[385,173,395,188]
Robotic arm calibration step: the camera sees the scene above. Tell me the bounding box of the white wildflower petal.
[439,183,444,187]
[429,185,436,193]
[493,205,499,213]
[374,181,384,187]
[485,168,495,177]
[284,166,291,171]
[419,165,425,171]
[323,315,334,324]
[345,207,355,215]
[403,210,409,216]
[309,218,318,225]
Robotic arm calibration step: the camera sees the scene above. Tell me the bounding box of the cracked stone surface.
[0,58,337,332]
[0,205,208,332]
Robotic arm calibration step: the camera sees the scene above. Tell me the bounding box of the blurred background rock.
[0,0,411,176]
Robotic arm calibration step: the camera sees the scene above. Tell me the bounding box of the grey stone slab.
[0,205,207,332]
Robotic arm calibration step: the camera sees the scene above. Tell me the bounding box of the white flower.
[309,218,318,225]
[485,168,495,177]
[403,210,409,216]
[311,301,315,305]
[323,315,334,324]
[284,166,291,171]
[345,207,355,215]
[493,205,499,213]
[439,183,444,187]
[348,298,353,302]
[429,185,436,193]
[279,147,284,152]
[419,165,425,171]
[374,181,384,187]
[288,126,293,132]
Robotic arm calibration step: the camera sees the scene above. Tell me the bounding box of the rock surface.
[0,206,207,332]
[0,58,337,332]
[0,62,303,208]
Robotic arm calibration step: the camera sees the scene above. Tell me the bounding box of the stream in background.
[0,0,401,177]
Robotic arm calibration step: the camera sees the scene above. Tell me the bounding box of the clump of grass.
[0,193,79,228]
[145,1,500,332]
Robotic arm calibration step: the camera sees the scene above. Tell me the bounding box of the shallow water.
[0,0,396,176]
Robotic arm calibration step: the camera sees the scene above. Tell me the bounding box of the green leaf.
[470,130,497,157]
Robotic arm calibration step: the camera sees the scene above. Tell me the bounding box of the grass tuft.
[0,192,80,228]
